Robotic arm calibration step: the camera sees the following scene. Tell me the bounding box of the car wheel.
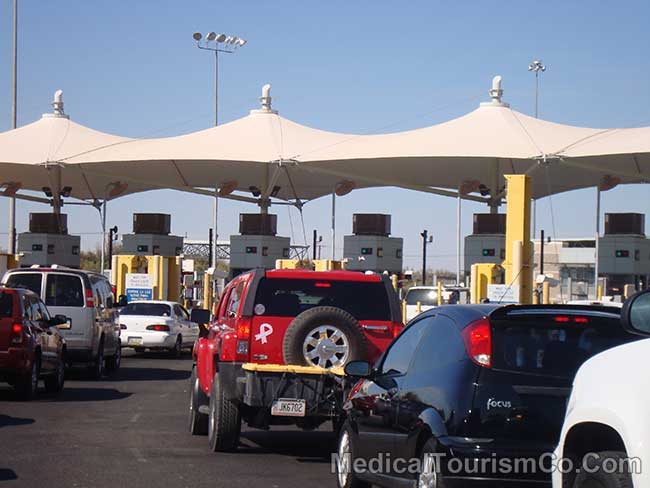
[207,371,241,452]
[90,340,104,379]
[188,366,209,435]
[573,451,633,488]
[15,356,40,400]
[417,438,448,488]
[283,307,368,369]
[170,335,182,358]
[336,422,371,488]
[105,341,121,372]
[44,356,65,394]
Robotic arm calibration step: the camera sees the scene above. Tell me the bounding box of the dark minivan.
[336,304,638,488]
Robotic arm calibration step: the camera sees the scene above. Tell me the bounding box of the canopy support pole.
[212,185,219,268]
[456,194,461,285]
[331,191,336,261]
[8,0,17,255]
[594,187,601,299]
[100,200,107,274]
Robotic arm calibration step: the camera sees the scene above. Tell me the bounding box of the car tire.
[170,335,182,358]
[90,340,105,380]
[573,451,633,488]
[335,422,371,488]
[44,357,65,394]
[105,341,121,372]
[283,307,368,369]
[188,366,209,435]
[418,438,448,488]
[207,371,241,452]
[15,356,40,400]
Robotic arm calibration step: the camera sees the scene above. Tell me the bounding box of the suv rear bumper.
[437,436,555,484]
[218,361,345,418]
[0,348,32,377]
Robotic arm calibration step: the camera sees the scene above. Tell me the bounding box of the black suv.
[336,304,638,487]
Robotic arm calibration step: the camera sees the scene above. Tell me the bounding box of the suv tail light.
[461,318,492,368]
[85,288,95,308]
[146,324,170,332]
[11,323,23,344]
[236,318,252,359]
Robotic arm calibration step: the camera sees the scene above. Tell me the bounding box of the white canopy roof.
[0,92,149,201]
[68,80,649,205]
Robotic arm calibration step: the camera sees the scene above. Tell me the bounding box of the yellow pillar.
[437,281,442,306]
[167,257,181,302]
[401,300,407,323]
[504,174,533,304]
[597,284,603,300]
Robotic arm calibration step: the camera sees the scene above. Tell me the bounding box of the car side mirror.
[190,308,211,325]
[50,314,70,329]
[621,290,650,336]
[344,360,373,378]
[117,295,128,307]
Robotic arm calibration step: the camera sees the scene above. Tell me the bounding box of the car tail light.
[236,318,252,359]
[392,323,404,338]
[573,316,589,324]
[554,316,570,323]
[85,288,95,308]
[461,318,492,368]
[146,324,170,332]
[11,323,23,344]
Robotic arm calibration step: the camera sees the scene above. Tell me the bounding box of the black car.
[336,304,637,488]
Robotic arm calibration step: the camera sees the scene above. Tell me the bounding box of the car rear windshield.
[45,274,84,307]
[254,278,391,321]
[120,303,172,317]
[0,291,12,318]
[491,312,634,378]
[5,273,42,296]
[405,288,437,306]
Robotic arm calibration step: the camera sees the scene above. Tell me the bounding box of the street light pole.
[193,32,247,267]
[420,230,432,286]
[8,0,18,254]
[528,59,546,119]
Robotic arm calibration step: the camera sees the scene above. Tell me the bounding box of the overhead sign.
[125,273,153,302]
[487,284,520,304]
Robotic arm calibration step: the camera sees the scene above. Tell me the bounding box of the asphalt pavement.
[0,351,337,488]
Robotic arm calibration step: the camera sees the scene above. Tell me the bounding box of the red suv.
[0,286,67,399]
[189,268,403,451]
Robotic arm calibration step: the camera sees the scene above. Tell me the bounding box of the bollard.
[542,281,550,304]
[401,300,407,323]
[416,301,422,314]
[437,281,442,306]
[597,284,603,300]
[391,274,398,291]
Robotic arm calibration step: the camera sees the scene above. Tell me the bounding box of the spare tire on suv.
[282,306,368,369]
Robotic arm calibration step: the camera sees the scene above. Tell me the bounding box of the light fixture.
[218,181,238,197]
[270,185,281,198]
[238,39,247,46]
[42,186,53,198]
[192,32,202,41]
[249,186,261,197]
[206,31,217,41]
[61,186,72,197]
[216,33,227,42]
[335,180,356,197]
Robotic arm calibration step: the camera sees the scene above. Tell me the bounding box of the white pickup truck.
[553,290,650,488]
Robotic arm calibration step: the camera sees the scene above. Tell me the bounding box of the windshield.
[46,274,84,307]
[405,288,437,306]
[0,291,12,318]
[5,273,42,296]
[120,303,172,317]
[254,278,391,321]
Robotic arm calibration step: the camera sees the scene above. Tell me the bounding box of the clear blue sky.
[1,1,649,271]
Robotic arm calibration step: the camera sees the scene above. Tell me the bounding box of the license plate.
[128,337,143,346]
[271,398,306,417]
